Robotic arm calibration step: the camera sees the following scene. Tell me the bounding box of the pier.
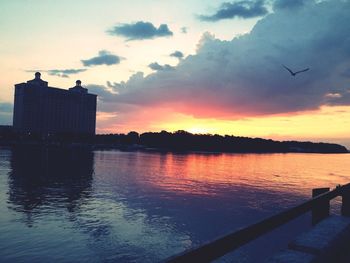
[166,183,350,262]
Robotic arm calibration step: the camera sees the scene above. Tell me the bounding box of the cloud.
[107,21,173,40]
[47,69,86,78]
[86,84,115,101]
[81,50,121,67]
[0,102,12,113]
[181,27,188,34]
[199,0,268,22]
[170,51,184,59]
[325,93,342,99]
[273,0,308,10]
[107,81,124,90]
[341,69,350,78]
[0,102,13,125]
[148,62,175,71]
[26,69,86,78]
[91,0,350,124]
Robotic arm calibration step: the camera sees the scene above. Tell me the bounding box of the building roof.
[17,72,96,97]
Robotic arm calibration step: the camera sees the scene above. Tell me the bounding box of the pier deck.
[166,184,350,262]
[268,215,350,262]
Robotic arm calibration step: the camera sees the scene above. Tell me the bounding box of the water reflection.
[91,152,314,250]
[91,151,350,261]
[8,146,94,225]
[4,148,193,262]
[130,152,350,197]
[1,149,349,262]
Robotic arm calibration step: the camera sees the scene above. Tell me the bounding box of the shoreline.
[1,141,348,154]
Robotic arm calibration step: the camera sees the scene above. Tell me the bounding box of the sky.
[1,0,350,147]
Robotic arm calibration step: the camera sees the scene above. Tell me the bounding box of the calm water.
[0,147,349,262]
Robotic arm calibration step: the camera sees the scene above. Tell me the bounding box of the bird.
[282,65,309,76]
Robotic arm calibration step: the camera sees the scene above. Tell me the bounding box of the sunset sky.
[1,0,350,147]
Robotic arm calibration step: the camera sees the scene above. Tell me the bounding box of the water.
[0,146,349,262]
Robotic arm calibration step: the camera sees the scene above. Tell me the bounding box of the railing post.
[312,187,330,225]
[341,184,350,217]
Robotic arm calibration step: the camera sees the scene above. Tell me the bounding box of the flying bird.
[282,65,309,76]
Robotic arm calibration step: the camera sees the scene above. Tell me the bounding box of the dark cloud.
[0,102,12,113]
[108,21,173,40]
[107,81,124,90]
[273,0,308,10]
[181,27,188,34]
[81,50,121,67]
[148,62,174,71]
[341,69,350,78]
[26,69,86,78]
[0,103,13,125]
[199,0,268,22]
[170,51,184,59]
[91,0,350,121]
[86,84,113,101]
[48,69,86,78]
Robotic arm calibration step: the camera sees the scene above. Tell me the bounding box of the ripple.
[0,148,349,262]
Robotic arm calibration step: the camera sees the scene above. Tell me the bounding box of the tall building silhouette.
[13,72,97,135]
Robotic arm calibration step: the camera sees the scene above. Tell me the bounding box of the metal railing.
[166,183,350,263]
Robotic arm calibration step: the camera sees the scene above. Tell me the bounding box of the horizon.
[98,129,350,149]
[1,0,350,148]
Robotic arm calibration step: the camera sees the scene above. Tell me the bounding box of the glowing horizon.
[96,105,350,148]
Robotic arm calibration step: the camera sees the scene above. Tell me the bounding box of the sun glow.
[186,127,212,134]
[97,105,350,148]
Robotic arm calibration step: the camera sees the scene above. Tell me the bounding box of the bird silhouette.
[282,65,309,76]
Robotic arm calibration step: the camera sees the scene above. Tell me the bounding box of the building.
[13,72,97,135]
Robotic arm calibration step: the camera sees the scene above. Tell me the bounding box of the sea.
[0,146,349,262]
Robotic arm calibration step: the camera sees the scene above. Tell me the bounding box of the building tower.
[13,72,97,135]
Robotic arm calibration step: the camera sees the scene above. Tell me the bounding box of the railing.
[166,183,350,263]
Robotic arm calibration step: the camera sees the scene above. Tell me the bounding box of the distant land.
[135,131,349,154]
[0,126,348,153]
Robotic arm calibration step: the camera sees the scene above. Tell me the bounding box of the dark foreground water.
[0,147,349,263]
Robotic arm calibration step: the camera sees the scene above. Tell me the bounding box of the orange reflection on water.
[130,152,350,197]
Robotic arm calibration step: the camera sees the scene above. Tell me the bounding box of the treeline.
[0,128,348,153]
[86,130,349,153]
[137,130,348,153]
